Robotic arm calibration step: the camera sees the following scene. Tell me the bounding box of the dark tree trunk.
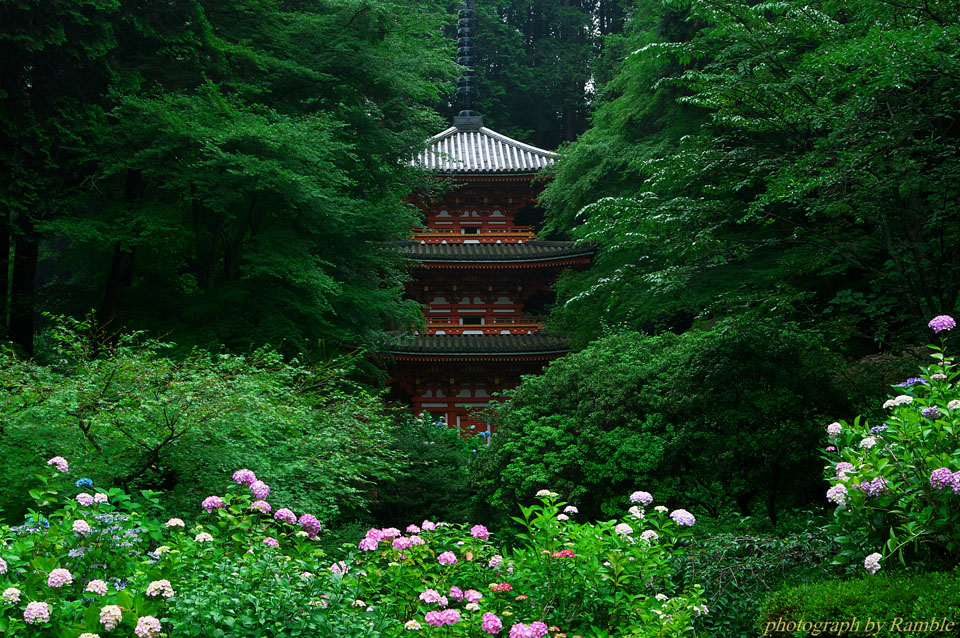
[9,214,38,355]
[99,169,142,330]
[0,210,8,330]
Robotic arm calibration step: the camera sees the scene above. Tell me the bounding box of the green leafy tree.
[477,318,851,525]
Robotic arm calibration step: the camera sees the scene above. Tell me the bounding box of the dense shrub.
[478,318,850,524]
[823,316,960,571]
[758,572,960,637]
[679,524,839,638]
[0,318,403,522]
[368,415,476,527]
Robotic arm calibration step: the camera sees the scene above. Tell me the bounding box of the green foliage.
[477,318,851,524]
[758,571,960,636]
[823,335,960,571]
[368,415,476,527]
[0,318,403,523]
[2,0,458,354]
[679,525,840,638]
[543,0,960,350]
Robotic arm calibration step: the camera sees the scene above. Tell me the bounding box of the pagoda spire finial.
[454,0,482,129]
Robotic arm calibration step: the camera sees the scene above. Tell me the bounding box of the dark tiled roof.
[388,333,568,355]
[413,126,557,174]
[400,240,594,263]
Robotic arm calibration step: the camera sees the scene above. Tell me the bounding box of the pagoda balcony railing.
[411,227,536,244]
[422,316,544,335]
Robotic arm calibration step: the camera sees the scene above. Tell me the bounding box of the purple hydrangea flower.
[629,491,654,505]
[250,500,271,515]
[481,612,502,635]
[438,551,457,565]
[870,424,888,434]
[922,406,941,420]
[929,315,956,334]
[201,496,225,513]
[263,537,279,547]
[249,481,270,500]
[930,467,954,490]
[854,477,889,498]
[298,514,322,537]
[274,508,296,524]
[232,469,257,486]
[895,378,924,387]
[358,537,379,551]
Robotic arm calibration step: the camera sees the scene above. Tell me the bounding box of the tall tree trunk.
[99,169,142,330]
[0,210,8,332]
[9,214,38,355]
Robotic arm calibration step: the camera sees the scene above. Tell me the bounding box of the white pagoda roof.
[414,124,557,175]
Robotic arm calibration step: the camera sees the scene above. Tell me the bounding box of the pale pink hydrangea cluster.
[2,587,19,603]
[0,557,7,574]
[640,530,659,542]
[47,456,69,472]
[629,490,653,506]
[194,532,214,542]
[864,552,882,574]
[614,523,633,536]
[135,615,162,638]
[165,517,185,528]
[835,462,855,480]
[146,579,174,598]
[464,589,483,603]
[330,560,349,574]
[421,520,437,531]
[47,568,73,588]
[77,493,94,506]
[359,537,379,551]
[262,537,279,547]
[563,505,578,514]
[79,633,101,638]
[827,484,848,505]
[250,500,271,515]
[100,605,122,630]
[826,422,842,439]
[72,519,92,536]
[670,509,696,527]
[406,524,421,533]
[419,588,443,604]
[86,580,109,595]
[24,601,51,624]
[488,554,504,568]
[94,493,108,504]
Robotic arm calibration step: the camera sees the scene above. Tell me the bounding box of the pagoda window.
[462,227,479,235]
[494,296,513,305]
[461,316,483,326]
[430,296,448,304]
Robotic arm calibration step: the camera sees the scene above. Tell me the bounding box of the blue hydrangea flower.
[75,478,94,488]
[894,378,924,387]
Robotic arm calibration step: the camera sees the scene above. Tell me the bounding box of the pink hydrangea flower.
[165,517,185,528]
[48,568,73,588]
[232,469,257,485]
[330,561,349,574]
[86,580,108,595]
[359,537,379,551]
[73,519,92,536]
[421,520,437,531]
[135,615,162,638]
[380,527,402,538]
[93,492,108,504]
[438,551,457,565]
[2,587,20,603]
[488,554,504,568]
[529,622,548,637]
[563,505,578,514]
[481,612,503,635]
[419,589,442,604]
[0,557,6,574]
[424,611,444,627]
[470,524,490,539]
[670,509,696,527]
[449,585,463,601]
[409,534,425,546]
[24,601,51,624]
[249,480,270,499]
[251,500,271,515]
[509,623,534,638]
[464,589,483,603]
[194,532,214,542]
[100,605,122,631]
[263,537,279,547]
[76,493,94,506]
[274,508,296,524]
[406,524,421,533]
[146,579,174,598]
[393,536,413,550]
[615,523,633,536]
[47,456,68,472]
[201,495,225,513]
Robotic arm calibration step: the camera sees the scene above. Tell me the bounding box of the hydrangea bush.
[1,457,707,637]
[823,315,960,573]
